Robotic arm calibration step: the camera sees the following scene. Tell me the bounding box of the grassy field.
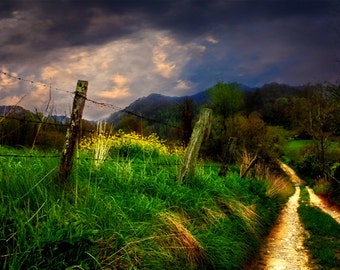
[0,132,294,269]
[283,139,340,162]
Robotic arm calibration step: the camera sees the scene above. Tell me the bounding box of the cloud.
[205,35,219,44]
[0,67,19,93]
[152,36,177,78]
[0,0,338,119]
[98,74,131,99]
[175,80,194,91]
[0,28,204,119]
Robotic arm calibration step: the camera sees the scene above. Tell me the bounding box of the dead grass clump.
[239,150,258,178]
[266,174,294,198]
[313,176,331,196]
[216,198,263,235]
[201,206,227,225]
[158,212,208,268]
[96,236,142,269]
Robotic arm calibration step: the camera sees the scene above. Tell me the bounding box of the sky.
[0,0,339,120]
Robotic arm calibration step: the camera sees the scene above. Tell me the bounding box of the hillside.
[106,82,302,127]
[107,91,209,124]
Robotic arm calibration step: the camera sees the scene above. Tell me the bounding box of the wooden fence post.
[58,80,88,183]
[177,108,212,183]
[218,137,237,176]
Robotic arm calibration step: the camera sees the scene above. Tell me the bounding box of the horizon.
[0,80,331,122]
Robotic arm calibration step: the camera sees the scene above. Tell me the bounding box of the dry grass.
[201,206,227,225]
[265,174,293,198]
[254,162,294,198]
[217,197,263,235]
[313,176,332,196]
[96,235,143,269]
[238,150,258,178]
[158,212,208,267]
[93,121,112,167]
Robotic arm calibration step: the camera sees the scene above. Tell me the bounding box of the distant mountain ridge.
[106,83,256,124]
[106,90,210,124]
[0,105,30,115]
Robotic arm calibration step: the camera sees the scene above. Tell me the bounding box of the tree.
[290,83,340,176]
[205,82,244,169]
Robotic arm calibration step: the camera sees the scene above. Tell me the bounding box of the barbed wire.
[0,114,68,127]
[85,97,181,129]
[0,153,61,159]
[0,70,75,95]
[1,70,181,130]
[0,152,220,171]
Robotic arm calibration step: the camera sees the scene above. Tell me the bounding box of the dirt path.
[250,187,311,269]
[279,161,340,224]
[250,162,340,269]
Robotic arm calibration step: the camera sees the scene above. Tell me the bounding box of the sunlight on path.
[250,187,311,270]
[307,187,340,224]
[278,162,304,185]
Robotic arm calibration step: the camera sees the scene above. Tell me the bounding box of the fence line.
[1,70,181,130]
[0,70,75,95]
[0,70,201,175]
[0,152,221,170]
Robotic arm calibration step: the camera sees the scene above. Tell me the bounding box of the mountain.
[107,91,209,124]
[106,81,257,125]
[0,105,31,116]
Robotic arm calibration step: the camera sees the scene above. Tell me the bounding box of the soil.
[249,163,340,270]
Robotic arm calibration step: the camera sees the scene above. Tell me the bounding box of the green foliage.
[206,82,244,118]
[0,144,290,269]
[283,140,340,191]
[0,111,94,150]
[298,186,340,268]
[204,82,244,158]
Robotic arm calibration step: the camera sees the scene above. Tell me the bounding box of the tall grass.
[0,134,292,269]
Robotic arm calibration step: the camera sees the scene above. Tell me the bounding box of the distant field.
[283,140,313,159]
[283,140,340,161]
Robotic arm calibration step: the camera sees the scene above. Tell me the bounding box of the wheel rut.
[250,187,311,270]
[249,162,340,269]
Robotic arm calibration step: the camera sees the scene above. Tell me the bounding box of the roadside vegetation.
[298,186,340,269]
[283,139,340,204]
[1,81,339,268]
[0,131,293,269]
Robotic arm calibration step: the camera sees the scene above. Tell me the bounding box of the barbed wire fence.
[0,70,215,175]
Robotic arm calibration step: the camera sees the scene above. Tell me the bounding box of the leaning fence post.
[58,80,88,183]
[177,108,212,183]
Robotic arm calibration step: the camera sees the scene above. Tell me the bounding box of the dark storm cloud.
[0,0,339,119]
[1,0,336,49]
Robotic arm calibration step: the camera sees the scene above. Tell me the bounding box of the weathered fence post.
[177,108,212,183]
[58,80,88,183]
[218,137,237,176]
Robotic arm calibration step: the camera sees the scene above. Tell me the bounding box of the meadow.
[0,131,294,269]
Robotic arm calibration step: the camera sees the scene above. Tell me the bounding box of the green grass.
[282,140,313,161]
[298,186,340,269]
[0,145,291,269]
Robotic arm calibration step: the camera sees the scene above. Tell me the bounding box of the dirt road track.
[250,187,311,270]
[250,162,340,269]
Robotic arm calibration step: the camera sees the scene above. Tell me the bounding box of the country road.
[249,162,340,269]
